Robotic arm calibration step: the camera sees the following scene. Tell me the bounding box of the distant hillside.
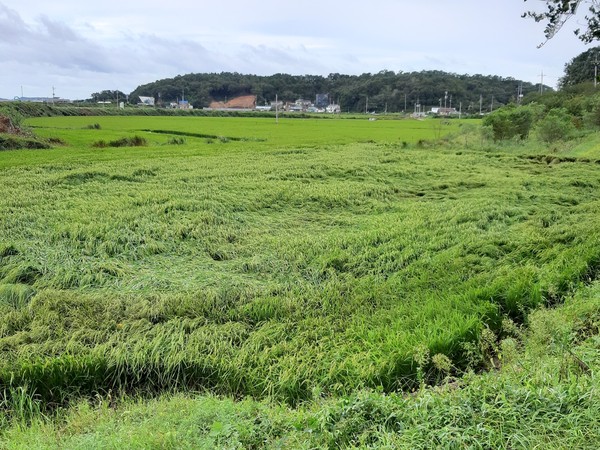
[130,71,548,113]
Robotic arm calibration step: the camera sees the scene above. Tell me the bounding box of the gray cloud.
[0,2,225,91]
[39,15,79,41]
[0,4,116,73]
[0,0,592,99]
[134,34,217,70]
[0,3,27,43]
[233,44,328,75]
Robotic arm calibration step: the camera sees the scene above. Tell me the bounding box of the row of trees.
[481,37,600,143]
[126,71,546,113]
[483,78,600,143]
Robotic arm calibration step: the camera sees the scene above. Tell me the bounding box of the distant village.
[140,94,461,117]
[160,94,343,114]
[3,93,461,117]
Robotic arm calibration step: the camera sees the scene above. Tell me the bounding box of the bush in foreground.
[537,108,577,143]
[482,105,538,141]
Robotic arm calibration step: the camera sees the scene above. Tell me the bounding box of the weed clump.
[93,136,147,148]
[92,140,107,148]
[166,137,186,145]
[132,168,157,177]
[0,135,51,150]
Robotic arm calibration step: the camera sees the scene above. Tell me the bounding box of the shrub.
[536,108,576,143]
[482,105,537,141]
[584,96,600,128]
[0,109,24,130]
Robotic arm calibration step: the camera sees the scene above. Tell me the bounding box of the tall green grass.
[0,117,599,409]
[1,279,598,448]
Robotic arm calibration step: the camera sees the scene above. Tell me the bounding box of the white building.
[326,104,341,114]
[138,96,155,106]
[430,107,457,116]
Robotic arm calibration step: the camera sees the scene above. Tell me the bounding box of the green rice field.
[1,115,599,411]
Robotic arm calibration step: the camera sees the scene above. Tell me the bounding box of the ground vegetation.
[0,91,598,447]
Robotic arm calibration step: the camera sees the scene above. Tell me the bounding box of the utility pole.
[275,94,279,124]
[365,96,368,114]
[539,70,544,95]
[479,94,482,115]
[444,91,448,109]
[595,58,598,88]
[414,98,421,116]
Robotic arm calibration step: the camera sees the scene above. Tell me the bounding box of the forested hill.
[130,70,548,113]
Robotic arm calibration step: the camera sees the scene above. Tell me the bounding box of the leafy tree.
[523,0,600,44]
[560,46,600,87]
[90,90,127,102]
[130,71,543,112]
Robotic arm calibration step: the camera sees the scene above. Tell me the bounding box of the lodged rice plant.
[0,116,599,407]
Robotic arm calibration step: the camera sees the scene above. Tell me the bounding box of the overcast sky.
[0,0,594,100]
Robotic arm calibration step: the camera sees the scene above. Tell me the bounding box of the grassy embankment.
[0,114,599,447]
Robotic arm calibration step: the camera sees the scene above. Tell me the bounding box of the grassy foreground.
[0,115,599,447]
[1,281,598,449]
